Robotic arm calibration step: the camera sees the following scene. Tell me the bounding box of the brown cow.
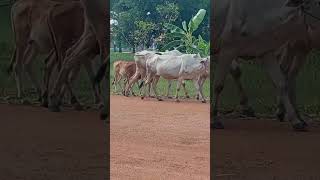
[48,0,109,120]
[9,0,100,109]
[112,60,139,95]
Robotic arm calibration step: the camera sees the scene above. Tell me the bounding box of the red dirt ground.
[213,117,320,180]
[0,103,107,180]
[2,95,320,180]
[110,95,210,180]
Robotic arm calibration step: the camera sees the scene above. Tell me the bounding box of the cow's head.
[200,57,210,73]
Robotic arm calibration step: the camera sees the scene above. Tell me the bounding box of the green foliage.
[134,21,156,49]
[162,9,209,56]
[196,35,210,57]
[111,0,210,51]
[156,2,179,24]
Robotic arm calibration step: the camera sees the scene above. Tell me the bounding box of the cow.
[48,0,109,121]
[123,50,158,97]
[212,0,320,131]
[9,0,100,109]
[165,56,211,100]
[141,53,209,102]
[112,60,139,95]
[125,49,192,98]
[273,22,320,122]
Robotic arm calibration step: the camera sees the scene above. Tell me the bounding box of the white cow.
[124,49,185,97]
[142,53,209,102]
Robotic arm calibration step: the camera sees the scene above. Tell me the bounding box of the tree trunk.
[118,39,122,53]
[113,41,116,52]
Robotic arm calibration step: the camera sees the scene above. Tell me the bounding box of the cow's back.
[214,0,307,56]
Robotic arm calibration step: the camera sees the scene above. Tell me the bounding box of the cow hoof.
[100,111,108,120]
[41,100,49,108]
[292,122,308,132]
[196,96,200,100]
[242,108,256,117]
[211,121,224,129]
[73,104,84,111]
[157,98,163,101]
[276,112,285,122]
[141,97,144,100]
[301,120,308,127]
[48,105,61,112]
[186,95,190,99]
[201,100,206,103]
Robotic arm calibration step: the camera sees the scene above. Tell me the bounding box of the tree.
[110,0,210,52]
[162,9,209,56]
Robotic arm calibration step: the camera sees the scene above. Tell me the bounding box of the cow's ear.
[285,0,304,7]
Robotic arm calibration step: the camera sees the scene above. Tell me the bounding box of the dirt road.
[213,117,320,180]
[0,103,107,180]
[110,95,210,180]
[3,94,319,180]
[0,95,210,180]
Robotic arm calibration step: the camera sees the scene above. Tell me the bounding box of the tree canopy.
[110,0,210,52]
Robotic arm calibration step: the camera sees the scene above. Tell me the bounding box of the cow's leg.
[66,64,84,111]
[83,60,101,105]
[229,60,255,117]
[182,80,190,99]
[212,52,235,129]
[166,80,172,98]
[198,76,207,99]
[125,71,141,96]
[13,45,26,99]
[126,78,136,96]
[152,75,162,101]
[141,73,153,100]
[49,31,96,112]
[276,96,286,121]
[174,78,183,102]
[112,73,118,93]
[23,42,42,101]
[148,80,153,98]
[194,78,206,103]
[263,55,306,131]
[41,51,56,107]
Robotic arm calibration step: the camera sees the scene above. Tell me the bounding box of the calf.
[112,60,139,95]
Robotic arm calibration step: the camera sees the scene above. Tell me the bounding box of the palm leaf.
[164,23,185,34]
[182,21,187,32]
[191,9,206,32]
[162,40,183,51]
